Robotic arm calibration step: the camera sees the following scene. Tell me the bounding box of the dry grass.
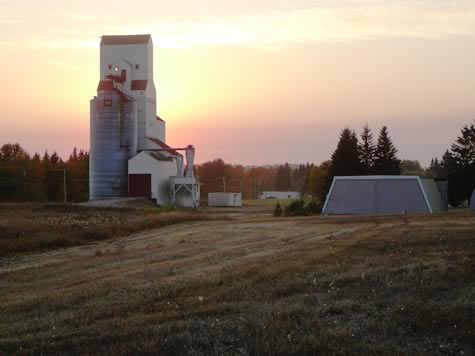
[0,209,474,355]
[0,203,219,256]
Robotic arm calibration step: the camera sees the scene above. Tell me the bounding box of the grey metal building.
[322,176,446,215]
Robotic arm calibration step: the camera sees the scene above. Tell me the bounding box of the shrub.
[285,200,306,216]
[306,200,323,214]
[283,200,322,217]
[274,203,283,217]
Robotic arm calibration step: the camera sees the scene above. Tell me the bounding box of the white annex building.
[89,34,199,207]
[322,176,447,215]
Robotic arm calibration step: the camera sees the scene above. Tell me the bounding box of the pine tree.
[449,122,475,205]
[373,126,400,175]
[329,128,362,176]
[359,124,376,175]
[324,128,362,200]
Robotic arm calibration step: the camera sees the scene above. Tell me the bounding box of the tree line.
[0,144,89,202]
[1,120,473,205]
[197,122,475,206]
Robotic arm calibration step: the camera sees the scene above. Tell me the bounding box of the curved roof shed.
[322,176,446,215]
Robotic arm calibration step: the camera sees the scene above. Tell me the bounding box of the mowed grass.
[0,211,474,355]
[0,203,217,256]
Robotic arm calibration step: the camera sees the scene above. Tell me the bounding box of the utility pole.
[23,168,27,201]
[258,179,261,199]
[63,168,67,204]
[223,177,226,193]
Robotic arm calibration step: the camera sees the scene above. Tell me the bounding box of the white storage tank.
[208,193,242,207]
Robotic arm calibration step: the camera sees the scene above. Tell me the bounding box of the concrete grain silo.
[90,88,138,199]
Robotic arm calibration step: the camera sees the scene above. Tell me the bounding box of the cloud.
[146,1,475,48]
[7,0,475,50]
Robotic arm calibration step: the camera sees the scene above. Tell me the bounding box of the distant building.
[260,191,300,200]
[322,176,447,215]
[90,34,199,207]
[208,193,242,207]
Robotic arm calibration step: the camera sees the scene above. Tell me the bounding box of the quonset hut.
[90,34,199,206]
[322,176,447,215]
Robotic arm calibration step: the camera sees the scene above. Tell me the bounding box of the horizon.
[1,0,474,166]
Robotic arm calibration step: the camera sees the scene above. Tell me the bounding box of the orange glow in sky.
[1,0,475,165]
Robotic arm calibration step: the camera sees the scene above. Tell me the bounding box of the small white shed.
[128,151,177,205]
[323,176,446,215]
[208,193,242,207]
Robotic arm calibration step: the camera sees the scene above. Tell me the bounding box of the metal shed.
[322,176,446,215]
[208,193,242,207]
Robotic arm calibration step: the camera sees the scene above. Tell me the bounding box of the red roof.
[147,137,180,156]
[97,80,113,91]
[131,80,148,91]
[101,35,151,45]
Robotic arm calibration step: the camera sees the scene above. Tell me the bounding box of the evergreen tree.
[373,126,401,175]
[449,122,475,205]
[324,128,362,199]
[329,128,362,176]
[426,157,440,177]
[359,124,376,174]
[0,143,30,201]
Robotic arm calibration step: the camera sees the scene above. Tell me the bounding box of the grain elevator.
[90,34,199,206]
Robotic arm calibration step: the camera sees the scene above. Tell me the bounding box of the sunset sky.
[1,0,474,165]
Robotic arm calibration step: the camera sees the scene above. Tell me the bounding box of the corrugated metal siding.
[435,181,449,212]
[420,178,444,213]
[89,91,138,200]
[323,178,432,215]
[325,180,376,214]
[376,180,429,214]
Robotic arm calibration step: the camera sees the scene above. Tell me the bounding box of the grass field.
[0,203,218,256]
[0,204,474,355]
